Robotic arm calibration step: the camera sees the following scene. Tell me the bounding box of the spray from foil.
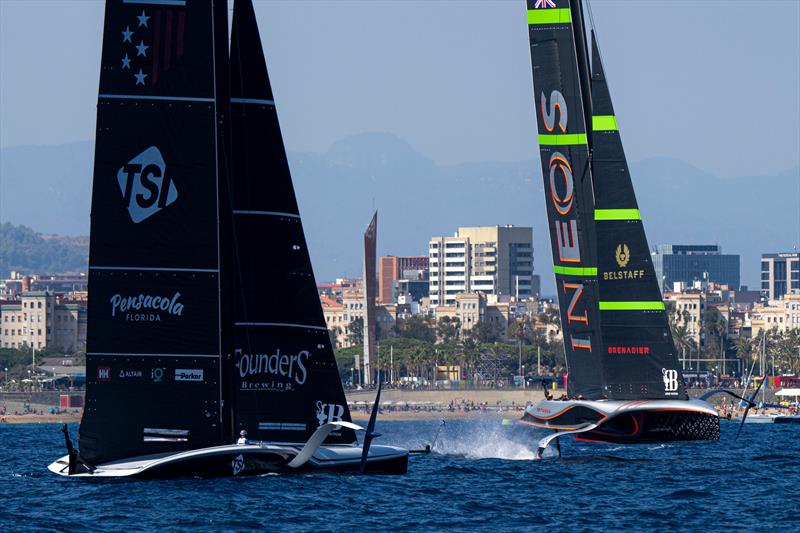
[430,419,542,461]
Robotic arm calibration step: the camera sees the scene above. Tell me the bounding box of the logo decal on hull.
[232,454,245,476]
[117,146,177,223]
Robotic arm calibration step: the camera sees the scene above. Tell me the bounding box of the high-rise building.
[428,225,533,307]
[378,256,429,304]
[761,252,800,300]
[652,244,740,293]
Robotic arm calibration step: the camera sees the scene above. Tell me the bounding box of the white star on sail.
[135,40,149,57]
[134,68,148,86]
[121,54,131,69]
[121,26,133,43]
[137,10,150,28]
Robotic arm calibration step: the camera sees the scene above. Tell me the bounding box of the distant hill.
[1,135,797,293]
[0,223,88,277]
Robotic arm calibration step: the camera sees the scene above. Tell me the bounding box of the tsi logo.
[662,368,680,394]
[175,369,204,382]
[315,401,344,427]
[117,146,177,223]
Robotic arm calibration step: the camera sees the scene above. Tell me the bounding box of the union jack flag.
[120,1,187,87]
[534,0,557,8]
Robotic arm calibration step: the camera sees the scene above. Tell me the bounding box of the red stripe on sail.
[150,10,161,85]
[176,11,185,59]
[163,10,173,72]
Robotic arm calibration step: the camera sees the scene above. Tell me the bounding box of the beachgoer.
[236,429,249,445]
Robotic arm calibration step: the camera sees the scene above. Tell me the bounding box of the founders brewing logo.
[235,348,309,391]
[110,292,184,322]
[117,146,177,223]
[662,368,680,395]
[604,243,644,281]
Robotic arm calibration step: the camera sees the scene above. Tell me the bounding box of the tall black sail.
[79,0,229,464]
[590,32,686,400]
[527,0,603,398]
[228,0,356,445]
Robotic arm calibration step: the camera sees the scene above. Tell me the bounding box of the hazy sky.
[1,0,798,178]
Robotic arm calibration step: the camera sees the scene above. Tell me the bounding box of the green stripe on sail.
[527,8,572,25]
[538,133,587,146]
[553,266,597,276]
[599,301,665,311]
[594,208,641,221]
[592,115,618,131]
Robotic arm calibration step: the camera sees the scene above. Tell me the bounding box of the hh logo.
[662,368,679,393]
[98,367,111,381]
[316,401,344,427]
[117,146,177,223]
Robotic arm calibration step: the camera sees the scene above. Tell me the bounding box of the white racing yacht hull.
[48,442,409,479]
[522,398,720,445]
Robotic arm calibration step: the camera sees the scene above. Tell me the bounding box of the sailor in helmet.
[236,429,249,445]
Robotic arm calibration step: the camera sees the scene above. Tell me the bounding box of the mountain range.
[1,134,797,295]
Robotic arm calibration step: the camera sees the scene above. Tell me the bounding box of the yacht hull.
[522,398,720,444]
[47,443,409,479]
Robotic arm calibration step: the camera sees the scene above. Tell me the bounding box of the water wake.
[431,419,539,461]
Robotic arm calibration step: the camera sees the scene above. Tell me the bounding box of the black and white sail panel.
[228,0,356,445]
[590,33,686,400]
[80,0,228,465]
[527,0,603,399]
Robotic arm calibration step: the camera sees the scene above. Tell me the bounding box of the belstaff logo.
[315,401,345,427]
[604,243,645,281]
[117,146,177,223]
[662,368,680,395]
[615,244,630,268]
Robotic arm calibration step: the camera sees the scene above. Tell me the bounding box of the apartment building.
[429,225,533,307]
[761,252,800,300]
[0,291,87,352]
[378,256,429,304]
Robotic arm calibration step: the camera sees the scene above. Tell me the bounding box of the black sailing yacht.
[521,0,719,456]
[49,0,407,478]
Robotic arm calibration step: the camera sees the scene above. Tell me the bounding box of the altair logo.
[110,292,184,322]
[117,146,177,223]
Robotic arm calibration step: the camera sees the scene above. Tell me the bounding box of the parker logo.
[662,368,680,395]
[98,367,111,381]
[117,146,177,223]
[315,401,345,427]
[109,292,184,322]
[615,244,630,268]
[175,369,204,382]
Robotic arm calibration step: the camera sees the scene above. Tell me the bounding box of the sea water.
[1,419,798,532]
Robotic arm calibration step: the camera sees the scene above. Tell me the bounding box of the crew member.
[236,429,249,445]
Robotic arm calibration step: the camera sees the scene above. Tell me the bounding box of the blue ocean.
[2,419,798,532]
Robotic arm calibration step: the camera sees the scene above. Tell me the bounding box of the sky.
[1,0,798,178]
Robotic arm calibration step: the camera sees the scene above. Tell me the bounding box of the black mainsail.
[80,0,229,464]
[527,0,602,399]
[228,0,356,445]
[590,32,687,400]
